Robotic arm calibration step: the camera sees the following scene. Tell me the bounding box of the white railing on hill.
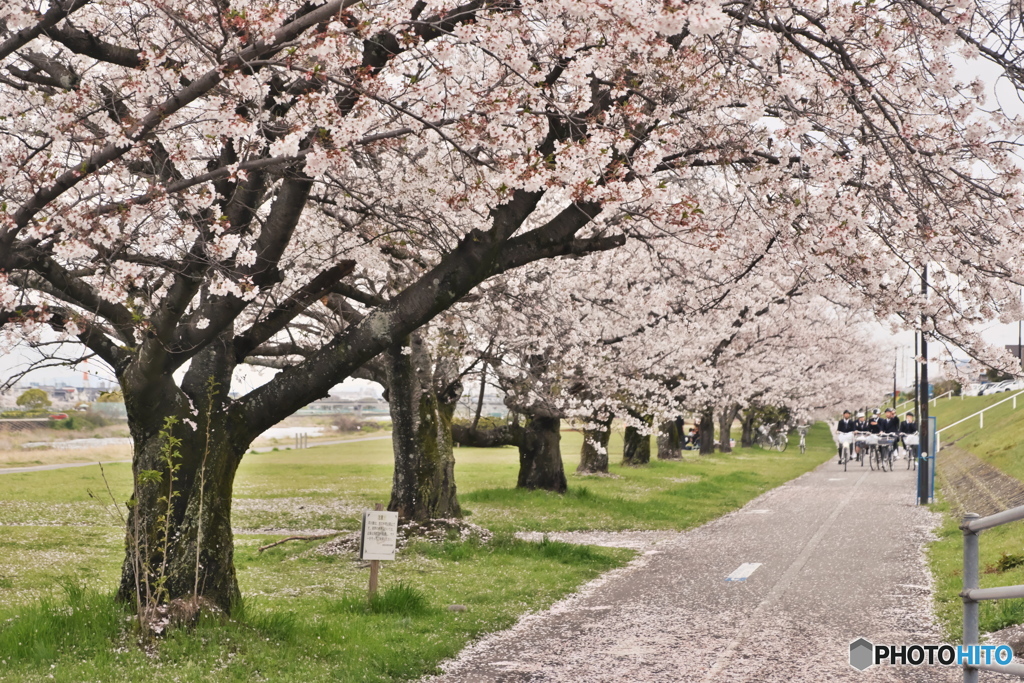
[935,390,1024,451]
[891,398,915,414]
[931,389,955,405]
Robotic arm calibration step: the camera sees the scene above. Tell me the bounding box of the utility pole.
[914,335,920,423]
[919,265,930,506]
[893,347,898,410]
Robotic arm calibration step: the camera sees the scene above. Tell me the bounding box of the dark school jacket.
[878,417,900,433]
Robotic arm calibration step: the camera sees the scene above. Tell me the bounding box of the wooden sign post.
[359,503,398,599]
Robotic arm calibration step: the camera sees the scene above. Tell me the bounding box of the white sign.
[359,510,399,561]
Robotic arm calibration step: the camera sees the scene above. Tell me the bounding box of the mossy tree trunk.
[622,412,652,465]
[117,335,245,614]
[385,333,461,521]
[656,419,682,460]
[577,412,613,474]
[517,414,567,492]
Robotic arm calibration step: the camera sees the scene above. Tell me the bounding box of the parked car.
[48,413,69,420]
[981,380,1014,395]
[964,383,984,397]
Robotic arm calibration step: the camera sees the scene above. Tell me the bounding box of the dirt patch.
[316,518,493,557]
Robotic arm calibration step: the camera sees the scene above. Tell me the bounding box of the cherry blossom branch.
[3,0,362,241]
[231,260,356,362]
[0,0,91,61]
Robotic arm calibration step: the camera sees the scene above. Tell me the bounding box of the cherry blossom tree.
[3,0,1024,614]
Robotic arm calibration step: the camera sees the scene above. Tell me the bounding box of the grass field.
[0,423,836,682]
[925,392,1024,641]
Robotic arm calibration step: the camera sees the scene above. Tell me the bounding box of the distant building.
[297,396,389,416]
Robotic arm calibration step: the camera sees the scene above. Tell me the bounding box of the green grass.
[0,422,836,681]
[926,392,1024,641]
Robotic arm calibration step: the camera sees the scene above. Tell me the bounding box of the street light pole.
[914,335,919,423]
[919,265,930,506]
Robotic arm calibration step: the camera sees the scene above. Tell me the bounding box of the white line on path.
[700,469,870,682]
[726,563,762,582]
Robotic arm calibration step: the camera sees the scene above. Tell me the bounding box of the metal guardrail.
[961,508,1024,682]
[936,390,1024,452]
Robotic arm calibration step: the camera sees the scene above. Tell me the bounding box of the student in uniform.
[836,410,857,463]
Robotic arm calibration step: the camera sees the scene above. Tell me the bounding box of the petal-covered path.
[425,456,1013,682]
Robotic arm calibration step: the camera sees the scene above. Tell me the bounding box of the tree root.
[258,533,341,553]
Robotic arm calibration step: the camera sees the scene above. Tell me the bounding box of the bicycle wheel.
[869,447,877,471]
[800,441,806,454]
[775,436,788,452]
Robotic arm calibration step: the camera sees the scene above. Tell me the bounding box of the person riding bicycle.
[836,410,856,463]
[899,412,919,453]
[878,408,899,434]
[876,408,900,464]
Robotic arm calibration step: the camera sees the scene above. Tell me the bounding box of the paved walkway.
[426,457,1013,682]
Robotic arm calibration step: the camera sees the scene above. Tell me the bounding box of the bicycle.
[902,433,919,470]
[798,425,809,454]
[877,433,897,472]
[852,431,870,467]
[864,432,882,470]
[756,425,789,452]
[837,432,855,471]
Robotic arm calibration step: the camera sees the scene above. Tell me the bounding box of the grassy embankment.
[0,424,835,682]
[926,391,1024,640]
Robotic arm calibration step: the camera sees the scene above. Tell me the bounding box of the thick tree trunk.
[741,409,756,448]
[118,420,243,614]
[699,408,716,455]
[577,413,613,474]
[117,338,246,614]
[386,334,461,521]
[718,405,739,453]
[517,415,567,492]
[622,413,652,465]
[657,419,682,460]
